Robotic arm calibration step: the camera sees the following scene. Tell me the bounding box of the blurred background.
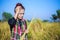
[0,0,60,22]
[0,0,60,40]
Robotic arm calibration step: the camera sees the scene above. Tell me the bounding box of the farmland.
[0,19,60,40]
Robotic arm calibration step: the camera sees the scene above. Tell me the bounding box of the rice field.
[0,19,60,40]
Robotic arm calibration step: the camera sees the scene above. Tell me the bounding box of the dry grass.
[0,22,11,40]
[28,19,60,40]
[0,19,60,40]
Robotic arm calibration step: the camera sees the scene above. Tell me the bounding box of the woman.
[8,3,28,40]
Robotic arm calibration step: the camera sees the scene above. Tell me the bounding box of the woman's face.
[15,6,24,19]
[17,9,24,19]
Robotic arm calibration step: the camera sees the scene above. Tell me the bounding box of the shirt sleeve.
[8,17,17,26]
[8,17,17,33]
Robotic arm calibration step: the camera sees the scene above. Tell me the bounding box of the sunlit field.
[0,21,11,40]
[0,19,60,40]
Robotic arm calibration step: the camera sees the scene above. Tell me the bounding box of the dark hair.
[14,3,25,13]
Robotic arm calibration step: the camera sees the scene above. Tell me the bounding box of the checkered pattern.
[11,19,27,40]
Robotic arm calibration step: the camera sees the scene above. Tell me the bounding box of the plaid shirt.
[8,18,27,40]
